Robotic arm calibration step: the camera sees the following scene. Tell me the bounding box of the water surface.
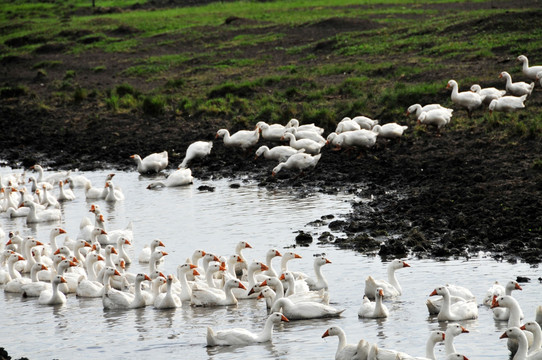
[0,168,540,359]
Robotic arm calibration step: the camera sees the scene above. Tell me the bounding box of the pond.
[0,167,540,359]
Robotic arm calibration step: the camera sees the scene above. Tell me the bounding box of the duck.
[358,288,389,318]
[372,123,408,139]
[352,115,379,130]
[130,151,168,174]
[206,312,289,346]
[270,297,344,320]
[256,122,286,141]
[521,321,542,354]
[304,254,331,291]
[470,84,506,105]
[19,199,61,224]
[500,71,535,97]
[517,55,542,81]
[154,274,181,309]
[215,128,260,150]
[281,132,324,155]
[38,275,67,306]
[254,145,299,162]
[138,239,165,264]
[103,272,151,309]
[178,141,213,168]
[445,323,470,355]
[335,117,361,133]
[146,168,193,189]
[364,259,410,299]
[489,95,527,114]
[500,327,542,360]
[446,79,483,118]
[321,326,362,360]
[406,104,453,119]
[272,152,321,177]
[430,286,478,321]
[190,278,246,307]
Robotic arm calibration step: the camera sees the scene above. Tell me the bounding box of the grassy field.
[1,0,542,138]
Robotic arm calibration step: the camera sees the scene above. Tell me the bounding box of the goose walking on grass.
[489,95,527,115]
[446,79,482,118]
[470,84,506,105]
[517,55,542,81]
[500,71,535,97]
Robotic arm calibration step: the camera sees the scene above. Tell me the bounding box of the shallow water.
[0,168,540,359]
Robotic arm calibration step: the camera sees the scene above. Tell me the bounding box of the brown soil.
[1,0,542,264]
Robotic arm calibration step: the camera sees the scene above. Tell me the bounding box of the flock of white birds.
[1,55,542,360]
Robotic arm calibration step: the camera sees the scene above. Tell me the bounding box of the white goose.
[397,330,446,360]
[521,321,542,354]
[500,71,535,97]
[491,294,534,353]
[20,263,49,297]
[517,55,542,81]
[147,168,193,189]
[138,239,165,264]
[489,95,527,114]
[430,286,478,321]
[281,132,324,155]
[206,312,289,346]
[256,276,327,305]
[445,323,470,355]
[262,248,282,278]
[270,297,344,320]
[470,84,506,105]
[283,127,326,144]
[272,152,321,177]
[334,129,378,151]
[179,141,213,168]
[483,280,522,306]
[30,164,69,185]
[366,341,411,360]
[500,327,542,360]
[321,326,362,360]
[176,263,199,302]
[104,181,125,202]
[426,284,475,315]
[75,253,106,298]
[190,278,246,307]
[537,72,542,87]
[335,118,361,133]
[279,272,328,303]
[285,118,324,135]
[254,145,298,162]
[358,288,389,318]
[57,180,75,201]
[103,272,151,309]
[215,128,260,150]
[364,259,410,299]
[352,115,379,130]
[20,199,61,224]
[372,123,408,139]
[38,275,67,306]
[130,151,168,174]
[3,253,30,293]
[446,79,483,117]
[304,254,331,291]
[154,274,181,309]
[256,122,286,141]
[406,104,453,119]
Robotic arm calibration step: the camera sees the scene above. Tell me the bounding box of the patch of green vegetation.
[92,65,107,72]
[141,95,166,116]
[0,85,28,98]
[64,70,76,80]
[32,60,62,69]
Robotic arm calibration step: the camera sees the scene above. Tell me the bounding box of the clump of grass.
[141,95,166,116]
[64,70,76,80]
[208,82,255,99]
[165,78,185,89]
[92,65,106,72]
[32,60,62,69]
[106,94,119,112]
[115,83,138,98]
[0,85,28,98]
[73,87,87,103]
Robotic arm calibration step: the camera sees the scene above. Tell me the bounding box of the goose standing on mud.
[130,151,168,174]
[271,152,321,177]
[178,141,213,169]
[499,71,535,97]
[216,128,260,150]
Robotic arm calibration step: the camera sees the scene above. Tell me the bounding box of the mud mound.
[443,10,542,36]
[304,17,381,32]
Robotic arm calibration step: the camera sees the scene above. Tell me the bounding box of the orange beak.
[275,250,282,257]
[325,258,332,264]
[429,289,438,297]
[238,282,247,290]
[145,275,152,281]
[248,288,256,296]
[114,270,121,276]
[402,261,410,267]
[189,264,197,269]
[192,269,200,276]
[515,283,522,290]
[245,243,252,249]
[260,264,269,271]
[279,274,285,280]
[260,280,268,287]
[59,228,67,234]
[294,254,302,259]
[461,326,469,333]
[322,329,330,338]
[158,241,165,247]
[281,315,289,322]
